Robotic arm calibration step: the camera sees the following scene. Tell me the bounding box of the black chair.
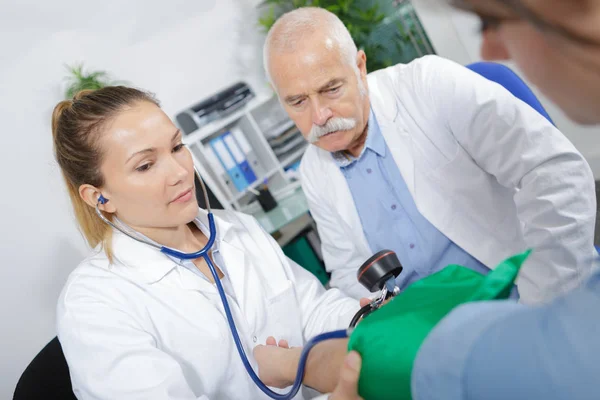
[13,337,76,400]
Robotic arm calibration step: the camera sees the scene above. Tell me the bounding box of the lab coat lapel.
[177,265,217,293]
[111,230,179,284]
[330,167,367,242]
[321,81,418,257]
[371,93,416,199]
[176,209,231,294]
[219,239,266,332]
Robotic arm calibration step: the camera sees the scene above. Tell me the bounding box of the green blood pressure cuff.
[347,250,530,400]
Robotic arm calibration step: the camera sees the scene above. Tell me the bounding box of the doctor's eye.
[173,143,186,152]
[328,86,341,94]
[136,163,152,172]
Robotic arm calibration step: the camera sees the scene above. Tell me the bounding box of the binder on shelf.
[231,127,266,178]
[209,137,248,192]
[202,144,238,195]
[222,131,257,185]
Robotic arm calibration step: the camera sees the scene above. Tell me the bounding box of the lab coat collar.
[110,208,234,284]
[367,73,416,196]
[366,108,386,157]
[327,74,416,236]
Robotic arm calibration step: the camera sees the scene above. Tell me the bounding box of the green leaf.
[258,5,277,32]
[63,63,121,100]
[255,0,433,72]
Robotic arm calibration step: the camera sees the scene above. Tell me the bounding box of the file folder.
[231,127,266,178]
[210,137,248,192]
[222,131,257,185]
[203,144,238,195]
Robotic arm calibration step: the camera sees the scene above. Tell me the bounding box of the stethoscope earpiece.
[97,194,109,205]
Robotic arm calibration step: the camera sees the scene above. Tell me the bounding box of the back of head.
[456,0,600,124]
[263,7,359,84]
[51,86,159,257]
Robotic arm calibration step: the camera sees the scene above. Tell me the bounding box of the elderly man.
[262,6,597,304]
[254,2,600,399]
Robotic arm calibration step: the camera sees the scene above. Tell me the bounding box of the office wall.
[412,0,600,178]
[3,1,599,398]
[0,0,268,397]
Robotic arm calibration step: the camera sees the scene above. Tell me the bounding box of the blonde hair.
[51,86,159,260]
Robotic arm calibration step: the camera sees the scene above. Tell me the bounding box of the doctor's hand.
[359,298,371,308]
[329,351,363,400]
[254,336,301,389]
[360,297,392,308]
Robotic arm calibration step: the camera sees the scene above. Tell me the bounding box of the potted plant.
[63,64,121,99]
[257,0,435,72]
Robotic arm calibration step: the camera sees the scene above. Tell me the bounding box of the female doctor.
[52,86,359,399]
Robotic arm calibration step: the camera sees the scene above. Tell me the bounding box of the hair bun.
[72,89,96,101]
[51,100,73,139]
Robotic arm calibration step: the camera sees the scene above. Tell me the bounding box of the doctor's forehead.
[99,102,175,152]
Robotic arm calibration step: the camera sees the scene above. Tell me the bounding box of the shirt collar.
[110,208,233,283]
[332,107,385,167]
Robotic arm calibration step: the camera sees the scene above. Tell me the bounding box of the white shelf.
[264,119,295,139]
[182,93,273,145]
[178,90,306,215]
[280,145,308,167]
[272,134,305,156]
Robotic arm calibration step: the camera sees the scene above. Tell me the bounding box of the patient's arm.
[254,298,371,393]
[301,338,350,393]
[254,338,349,394]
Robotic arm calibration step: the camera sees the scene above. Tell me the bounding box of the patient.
[52,86,359,399]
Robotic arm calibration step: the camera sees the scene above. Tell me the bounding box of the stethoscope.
[94,167,402,400]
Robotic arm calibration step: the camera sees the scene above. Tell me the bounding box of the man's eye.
[292,99,306,107]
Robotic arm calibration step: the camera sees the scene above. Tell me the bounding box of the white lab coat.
[56,208,359,400]
[300,55,597,304]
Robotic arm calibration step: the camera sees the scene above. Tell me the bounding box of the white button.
[252,336,258,343]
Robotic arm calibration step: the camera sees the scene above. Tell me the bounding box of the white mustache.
[307,117,357,144]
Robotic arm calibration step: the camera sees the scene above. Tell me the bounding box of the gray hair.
[263,7,361,86]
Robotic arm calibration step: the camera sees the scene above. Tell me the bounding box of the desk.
[247,188,311,236]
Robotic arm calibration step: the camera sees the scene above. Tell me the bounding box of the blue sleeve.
[411,273,600,400]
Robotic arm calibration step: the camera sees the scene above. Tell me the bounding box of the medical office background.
[1,0,599,397]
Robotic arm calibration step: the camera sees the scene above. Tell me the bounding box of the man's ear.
[79,184,116,213]
[356,50,368,78]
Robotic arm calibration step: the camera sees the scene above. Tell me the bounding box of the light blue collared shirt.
[335,109,515,296]
[412,268,600,399]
